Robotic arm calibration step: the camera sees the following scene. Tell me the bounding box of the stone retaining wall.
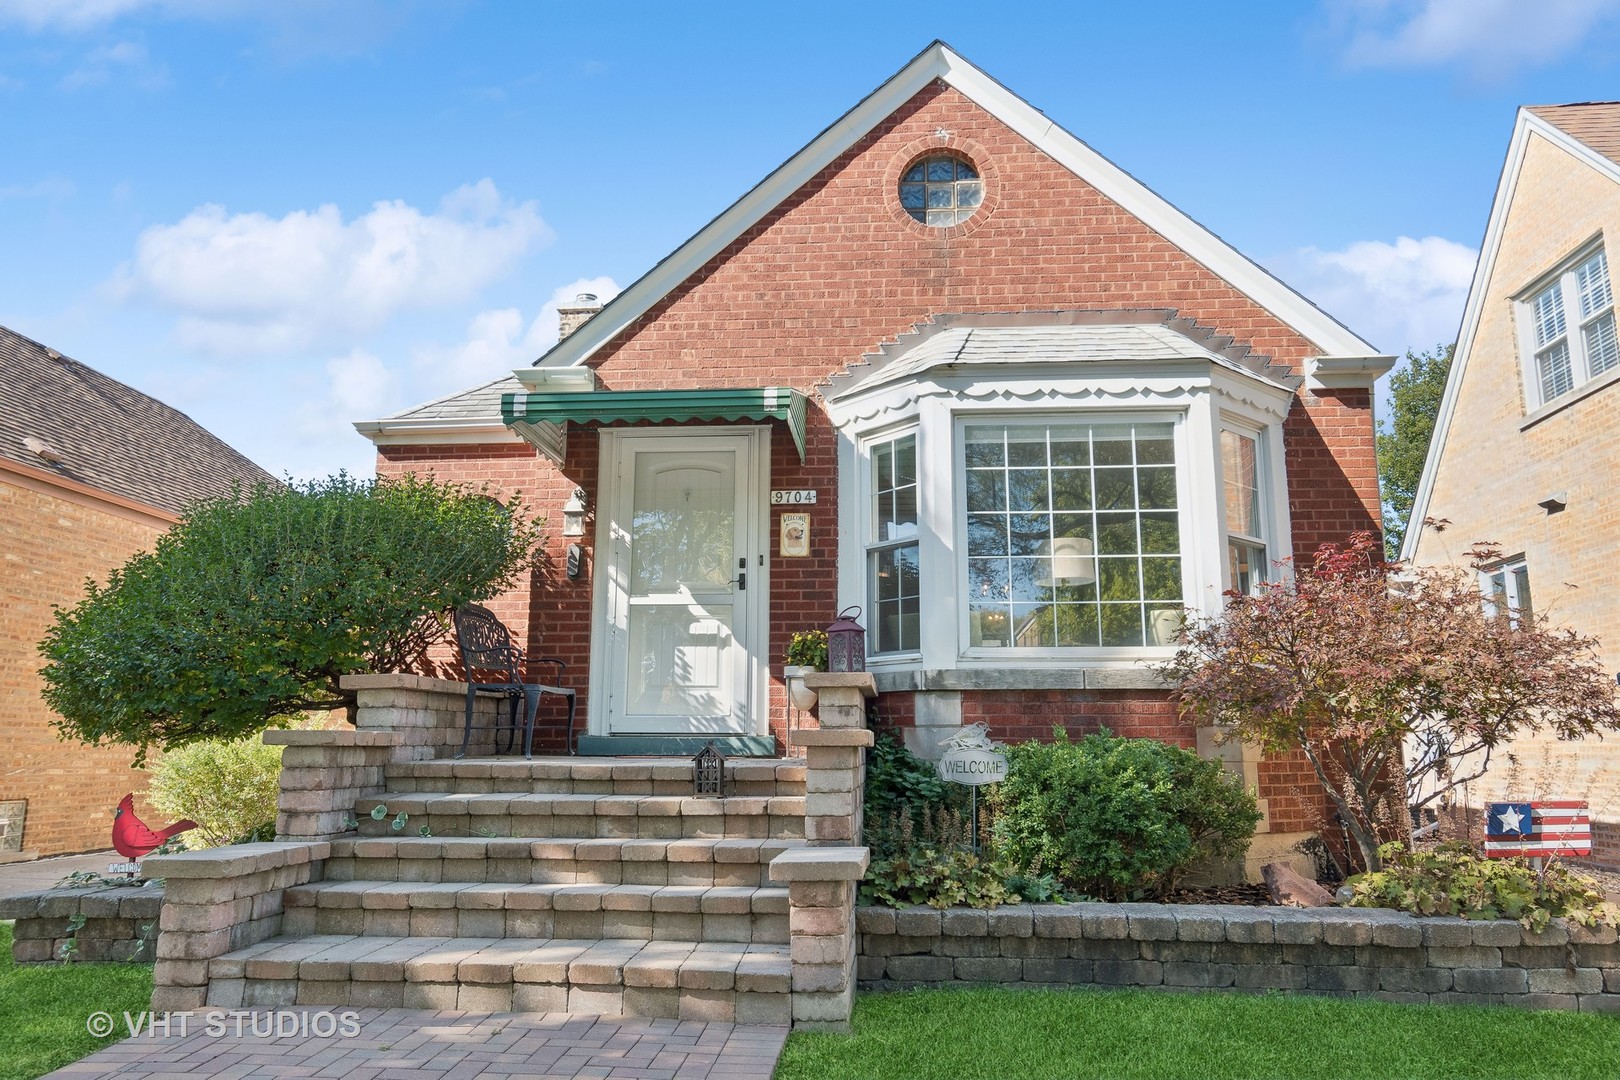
[1,885,162,963]
[856,903,1620,1012]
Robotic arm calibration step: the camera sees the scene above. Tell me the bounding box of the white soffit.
[530,40,1379,375]
[1401,108,1620,562]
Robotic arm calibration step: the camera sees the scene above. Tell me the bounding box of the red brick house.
[1,326,274,858]
[356,42,1391,863]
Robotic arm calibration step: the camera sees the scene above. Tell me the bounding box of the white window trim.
[1478,556,1532,628]
[1515,240,1616,411]
[832,362,1295,676]
[856,422,923,663]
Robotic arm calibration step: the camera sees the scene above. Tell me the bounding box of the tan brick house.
[1,326,274,858]
[356,42,1393,861]
[1406,103,1620,867]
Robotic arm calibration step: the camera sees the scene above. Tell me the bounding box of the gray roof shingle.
[0,324,277,516]
[383,376,518,423]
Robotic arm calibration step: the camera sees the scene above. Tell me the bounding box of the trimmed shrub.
[1345,841,1614,930]
[990,729,1260,900]
[864,733,952,827]
[147,735,284,847]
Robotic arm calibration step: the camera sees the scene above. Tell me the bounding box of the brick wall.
[377,81,1380,831]
[1,475,167,856]
[1413,129,1620,832]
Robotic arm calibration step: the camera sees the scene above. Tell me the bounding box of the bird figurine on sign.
[111,794,196,860]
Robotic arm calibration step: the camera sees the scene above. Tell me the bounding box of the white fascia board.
[1398,109,1615,562]
[532,41,1378,376]
[352,417,521,446]
[1306,355,1398,390]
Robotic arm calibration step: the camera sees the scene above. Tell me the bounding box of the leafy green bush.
[147,734,285,847]
[864,734,952,828]
[861,806,1015,909]
[1344,841,1614,930]
[990,729,1260,900]
[40,473,540,761]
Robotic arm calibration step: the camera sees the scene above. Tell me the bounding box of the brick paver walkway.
[44,1008,789,1080]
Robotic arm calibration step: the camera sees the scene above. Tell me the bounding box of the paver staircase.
[147,672,875,1029]
[202,758,807,1024]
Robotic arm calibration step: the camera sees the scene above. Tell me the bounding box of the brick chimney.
[557,292,604,341]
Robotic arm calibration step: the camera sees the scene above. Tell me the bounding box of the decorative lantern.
[561,487,588,537]
[693,742,725,798]
[825,606,867,673]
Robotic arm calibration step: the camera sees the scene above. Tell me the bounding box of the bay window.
[1221,427,1267,594]
[963,420,1183,649]
[867,431,919,655]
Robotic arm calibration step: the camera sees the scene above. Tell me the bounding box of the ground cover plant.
[1164,532,1620,871]
[775,986,1620,1080]
[0,922,152,1080]
[40,473,540,761]
[1344,841,1613,929]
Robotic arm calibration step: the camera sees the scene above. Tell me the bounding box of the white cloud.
[0,0,158,31]
[411,275,621,397]
[1269,235,1477,357]
[59,40,166,90]
[118,179,552,354]
[282,349,404,478]
[1333,0,1620,74]
[0,177,75,200]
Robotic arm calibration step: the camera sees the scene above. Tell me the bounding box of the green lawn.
[777,986,1620,1080]
[0,922,153,1080]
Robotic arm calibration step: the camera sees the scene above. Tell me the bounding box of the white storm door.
[602,433,760,735]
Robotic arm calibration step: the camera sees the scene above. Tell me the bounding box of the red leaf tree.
[1161,533,1620,872]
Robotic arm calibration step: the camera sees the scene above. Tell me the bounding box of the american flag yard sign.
[1483,800,1591,858]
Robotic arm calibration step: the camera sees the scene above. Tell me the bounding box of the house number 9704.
[770,490,818,505]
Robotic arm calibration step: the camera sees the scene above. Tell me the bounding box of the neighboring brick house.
[1,326,275,858]
[357,42,1392,870]
[1406,103,1620,868]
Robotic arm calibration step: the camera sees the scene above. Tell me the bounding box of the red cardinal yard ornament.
[111,794,196,860]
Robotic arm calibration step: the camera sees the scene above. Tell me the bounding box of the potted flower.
[783,629,828,710]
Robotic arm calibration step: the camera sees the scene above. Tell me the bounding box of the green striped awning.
[500,387,808,462]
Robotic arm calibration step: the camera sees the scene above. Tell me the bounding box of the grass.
[776,986,1620,1080]
[0,922,153,1080]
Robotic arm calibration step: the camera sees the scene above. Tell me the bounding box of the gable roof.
[0,325,277,517]
[1402,105,1620,561]
[528,41,1378,377]
[1527,103,1620,167]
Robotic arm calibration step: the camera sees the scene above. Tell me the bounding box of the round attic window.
[899,155,983,227]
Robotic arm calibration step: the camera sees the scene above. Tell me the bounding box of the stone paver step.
[326,836,807,887]
[384,756,807,798]
[284,880,790,943]
[206,934,794,1024]
[352,792,806,840]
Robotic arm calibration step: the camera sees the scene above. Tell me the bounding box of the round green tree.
[39,473,540,761]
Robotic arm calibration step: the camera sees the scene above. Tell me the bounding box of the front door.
[598,431,765,736]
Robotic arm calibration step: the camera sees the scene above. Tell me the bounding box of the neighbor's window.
[868,432,919,654]
[899,155,983,227]
[1481,559,1533,627]
[963,421,1183,649]
[1222,428,1267,595]
[1524,246,1617,407]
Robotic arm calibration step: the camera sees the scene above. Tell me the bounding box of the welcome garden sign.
[936,723,1009,785]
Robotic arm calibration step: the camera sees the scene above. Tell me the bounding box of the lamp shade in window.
[1035,536,1096,587]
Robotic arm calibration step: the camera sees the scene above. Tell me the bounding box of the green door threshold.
[574,735,778,757]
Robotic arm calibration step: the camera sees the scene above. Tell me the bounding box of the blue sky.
[2,0,1619,480]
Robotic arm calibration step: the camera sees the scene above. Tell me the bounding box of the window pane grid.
[1533,285,1567,347]
[1578,250,1612,318]
[964,421,1180,649]
[1538,341,1575,400]
[901,155,983,227]
[1585,311,1619,375]
[867,433,919,654]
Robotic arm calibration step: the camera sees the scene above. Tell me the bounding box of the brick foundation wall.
[0,476,168,856]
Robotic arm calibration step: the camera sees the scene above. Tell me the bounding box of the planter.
[783,665,819,710]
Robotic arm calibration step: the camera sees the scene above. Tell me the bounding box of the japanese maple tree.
[1161,533,1620,872]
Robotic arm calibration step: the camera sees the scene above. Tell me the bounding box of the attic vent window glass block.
[900,154,982,226]
[693,743,725,798]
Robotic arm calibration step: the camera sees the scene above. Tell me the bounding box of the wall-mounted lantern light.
[562,487,588,537]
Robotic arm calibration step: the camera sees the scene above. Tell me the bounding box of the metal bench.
[453,603,577,758]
